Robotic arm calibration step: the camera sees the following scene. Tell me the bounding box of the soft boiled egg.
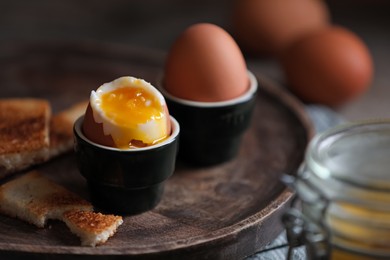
[82,76,171,149]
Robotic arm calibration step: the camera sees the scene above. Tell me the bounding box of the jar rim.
[306,119,390,191]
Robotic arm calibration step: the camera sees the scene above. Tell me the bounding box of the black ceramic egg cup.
[73,116,180,215]
[158,71,258,166]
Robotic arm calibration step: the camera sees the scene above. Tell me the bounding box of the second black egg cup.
[157,71,258,166]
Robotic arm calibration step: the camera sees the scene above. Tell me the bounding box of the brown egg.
[280,26,374,107]
[231,0,330,56]
[164,23,249,102]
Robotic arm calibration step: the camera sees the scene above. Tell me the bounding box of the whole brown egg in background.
[230,0,330,56]
[279,26,373,107]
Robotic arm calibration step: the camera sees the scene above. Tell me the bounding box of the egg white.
[89,76,169,148]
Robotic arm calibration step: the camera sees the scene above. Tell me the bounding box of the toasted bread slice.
[0,99,51,179]
[0,100,88,180]
[48,101,88,159]
[63,210,123,247]
[0,171,92,228]
[0,170,123,246]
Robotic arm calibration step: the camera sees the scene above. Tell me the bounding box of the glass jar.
[288,120,390,259]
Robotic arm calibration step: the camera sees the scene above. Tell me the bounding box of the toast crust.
[63,210,123,246]
[63,211,121,234]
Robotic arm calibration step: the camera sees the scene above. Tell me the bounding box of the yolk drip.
[100,86,166,148]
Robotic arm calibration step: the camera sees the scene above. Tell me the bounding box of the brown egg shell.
[82,103,116,147]
[231,0,330,56]
[280,26,374,107]
[164,23,249,102]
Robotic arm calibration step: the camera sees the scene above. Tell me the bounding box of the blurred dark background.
[0,0,389,120]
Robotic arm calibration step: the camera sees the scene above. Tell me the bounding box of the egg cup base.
[88,181,164,215]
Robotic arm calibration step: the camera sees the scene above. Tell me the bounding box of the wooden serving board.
[0,42,313,259]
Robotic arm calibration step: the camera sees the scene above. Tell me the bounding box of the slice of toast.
[48,101,88,159]
[0,100,88,180]
[63,210,123,247]
[0,171,92,228]
[0,99,51,179]
[0,171,123,246]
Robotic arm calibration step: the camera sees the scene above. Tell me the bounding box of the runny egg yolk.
[99,86,168,148]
